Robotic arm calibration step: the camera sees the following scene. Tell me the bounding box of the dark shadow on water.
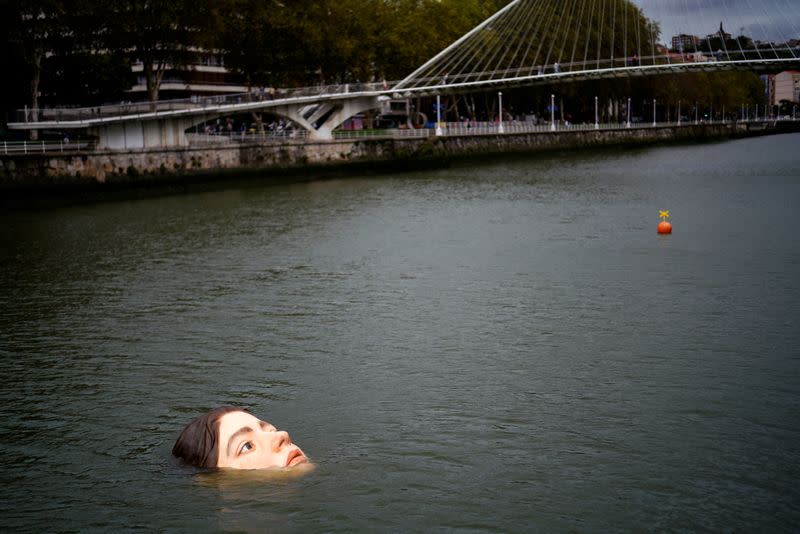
[0,157,450,211]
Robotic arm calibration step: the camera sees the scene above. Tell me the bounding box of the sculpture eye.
[239,441,254,455]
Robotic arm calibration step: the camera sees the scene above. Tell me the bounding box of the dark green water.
[1,133,799,532]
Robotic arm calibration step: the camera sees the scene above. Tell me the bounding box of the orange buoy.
[658,210,672,234]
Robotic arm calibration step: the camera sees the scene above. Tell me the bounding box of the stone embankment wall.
[0,122,792,191]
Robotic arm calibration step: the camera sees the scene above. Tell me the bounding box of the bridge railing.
[186,127,434,144]
[1,139,96,155]
[430,116,798,135]
[332,128,433,140]
[439,121,628,135]
[187,130,310,145]
[7,117,794,153]
[399,47,800,88]
[13,81,399,124]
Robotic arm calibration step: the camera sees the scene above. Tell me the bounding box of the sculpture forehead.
[218,411,263,440]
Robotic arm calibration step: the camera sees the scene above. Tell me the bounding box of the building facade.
[671,34,701,51]
[771,71,800,105]
[128,50,247,100]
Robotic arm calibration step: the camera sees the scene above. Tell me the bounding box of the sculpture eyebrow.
[226,426,254,457]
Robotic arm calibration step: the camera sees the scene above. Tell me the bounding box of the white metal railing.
[400,49,800,89]
[14,80,402,124]
[1,139,96,155]
[4,117,796,154]
[186,130,310,145]
[191,116,798,144]
[421,116,799,137]
[162,115,800,148]
[332,128,433,140]
[186,128,433,144]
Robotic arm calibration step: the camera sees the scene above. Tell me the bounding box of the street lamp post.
[652,98,656,127]
[695,101,698,125]
[626,97,631,128]
[498,92,504,134]
[678,100,681,126]
[755,104,759,123]
[550,94,556,131]
[436,94,443,136]
[594,96,599,129]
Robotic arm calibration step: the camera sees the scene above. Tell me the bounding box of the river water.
[1,133,799,532]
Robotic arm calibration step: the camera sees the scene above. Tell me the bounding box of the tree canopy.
[0,0,776,124]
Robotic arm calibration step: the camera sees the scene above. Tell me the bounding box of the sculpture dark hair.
[172,406,247,468]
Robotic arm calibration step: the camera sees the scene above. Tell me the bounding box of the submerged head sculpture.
[172,407,309,470]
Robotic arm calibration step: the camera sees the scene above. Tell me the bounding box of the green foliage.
[377,0,506,80]
[649,70,764,110]
[514,0,659,68]
[219,0,293,87]
[0,0,778,119]
[0,0,133,131]
[297,0,385,84]
[2,0,69,113]
[98,0,220,101]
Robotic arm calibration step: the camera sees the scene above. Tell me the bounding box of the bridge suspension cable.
[393,0,800,92]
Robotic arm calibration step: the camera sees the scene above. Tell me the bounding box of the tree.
[42,52,134,107]
[2,0,68,137]
[219,0,293,89]
[98,0,219,102]
[293,0,387,85]
[377,0,507,82]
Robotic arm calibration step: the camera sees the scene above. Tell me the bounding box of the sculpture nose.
[270,430,290,451]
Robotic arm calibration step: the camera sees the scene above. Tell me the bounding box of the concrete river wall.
[1,121,796,191]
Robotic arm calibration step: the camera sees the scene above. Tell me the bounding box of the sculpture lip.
[286,448,307,467]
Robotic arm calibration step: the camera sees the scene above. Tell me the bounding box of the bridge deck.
[8,58,799,131]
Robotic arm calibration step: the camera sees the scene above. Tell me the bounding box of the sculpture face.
[215,411,309,470]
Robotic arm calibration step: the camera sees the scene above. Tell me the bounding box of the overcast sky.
[631,0,800,42]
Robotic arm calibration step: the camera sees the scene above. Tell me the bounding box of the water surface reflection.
[1,134,799,531]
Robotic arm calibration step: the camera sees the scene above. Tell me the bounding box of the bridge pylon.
[274,96,380,141]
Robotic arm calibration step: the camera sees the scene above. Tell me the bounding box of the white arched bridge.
[8,0,800,149]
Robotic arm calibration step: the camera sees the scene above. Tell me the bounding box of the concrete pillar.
[90,118,190,150]
[276,96,379,140]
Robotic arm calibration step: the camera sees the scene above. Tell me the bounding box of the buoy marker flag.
[658,210,672,234]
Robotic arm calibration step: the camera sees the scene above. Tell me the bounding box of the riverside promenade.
[1,120,797,192]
